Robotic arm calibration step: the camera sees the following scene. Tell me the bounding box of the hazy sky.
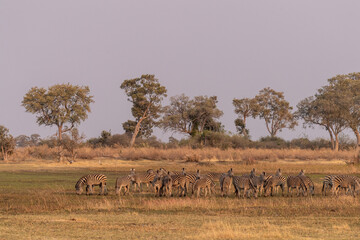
[1,1,360,141]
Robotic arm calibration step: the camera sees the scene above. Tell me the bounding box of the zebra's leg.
[89,185,94,195]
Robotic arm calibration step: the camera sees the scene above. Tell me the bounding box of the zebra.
[115,175,135,196]
[171,174,189,197]
[263,175,286,197]
[159,167,185,177]
[298,170,315,196]
[233,176,257,198]
[286,175,307,197]
[250,171,266,197]
[75,174,107,195]
[192,177,216,198]
[332,175,360,197]
[219,168,234,197]
[322,175,335,196]
[132,169,156,192]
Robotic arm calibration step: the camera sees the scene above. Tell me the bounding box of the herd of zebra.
[74,168,360,198]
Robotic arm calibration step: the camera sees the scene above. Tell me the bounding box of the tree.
[62,128,85,163]
[232,98,257,137]
[161,94,193,135]
[296,93,347,151]
[120,74,167,147]
[22,83,94,161]
[161,94,223,136]
[326,73,360,153]
[254,87,297,137]
[15,134,41,147]
[0,126,15,161]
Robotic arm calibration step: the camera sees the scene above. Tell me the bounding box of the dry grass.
[11,146,357,164]
[2,156,360,239]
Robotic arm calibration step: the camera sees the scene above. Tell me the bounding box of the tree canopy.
[120,74,167,147]
[161,94,223,136]
[254,87,297,137]
[232,97,257,137]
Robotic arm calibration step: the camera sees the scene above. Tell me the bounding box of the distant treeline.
[14,131,355,151]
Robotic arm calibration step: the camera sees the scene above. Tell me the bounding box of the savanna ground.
[1,149,360,240]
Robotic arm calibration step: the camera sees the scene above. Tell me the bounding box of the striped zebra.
[151,170,173,197]
[331,175,360,197]
[233,176,257,198]
[192,177,216,198]
[75,174,107,195]
[322,175,335,196]
[298,170,315,196]
[115,175,135,196]
[263,175,286,197]
[250,171,266,197]
[159,167,185,177]
[171,173,189,197]
[286,175,307,197]
[132,169,156,192]
[220,168,234,197]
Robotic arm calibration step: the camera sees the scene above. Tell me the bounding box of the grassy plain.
[1,156,360,239]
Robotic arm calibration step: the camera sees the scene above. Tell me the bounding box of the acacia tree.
[0,126,15,161]
[254,87,297,137]
[296,88,348,151]
[120,74,167,147]
[232,97,257,137]
[22,84,94,161]
[161,94,223,136]
[326,73,360,152]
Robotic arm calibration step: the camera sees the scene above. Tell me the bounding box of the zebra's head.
[75,181,83,195]
[299,169,305,176]
[228,168,234,177]
[196,170,201,179]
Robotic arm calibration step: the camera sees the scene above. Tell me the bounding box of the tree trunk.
[58,125,64,162]
[352,128,360,163]
[334,133,339,152]
[242,117,247,137]
[130,119,143,148]
[327,129,335,150]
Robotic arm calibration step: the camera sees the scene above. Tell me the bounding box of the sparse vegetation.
[1,158,360,239]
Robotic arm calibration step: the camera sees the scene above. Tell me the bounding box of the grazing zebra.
[332,175,360,197]
[322,175,335,196]
[192,177,216,198]
[219,168,234,197]
[75,174,107,195]
[263,175,286,197]
[298,170,315,196]
[286,176,307,197]
[115,175,135,196]
[132,169,156,192]
[233,176,257,198]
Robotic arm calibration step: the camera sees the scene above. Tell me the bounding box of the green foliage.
[254,88,297,137]
[15,134,41,147]
[22,83,94,140]
[161,94,223,136]
[0,126,15,160]
[120,75,167,147]
[232,97,257,136]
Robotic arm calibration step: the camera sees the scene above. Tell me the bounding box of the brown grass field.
[1,148,360,239]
